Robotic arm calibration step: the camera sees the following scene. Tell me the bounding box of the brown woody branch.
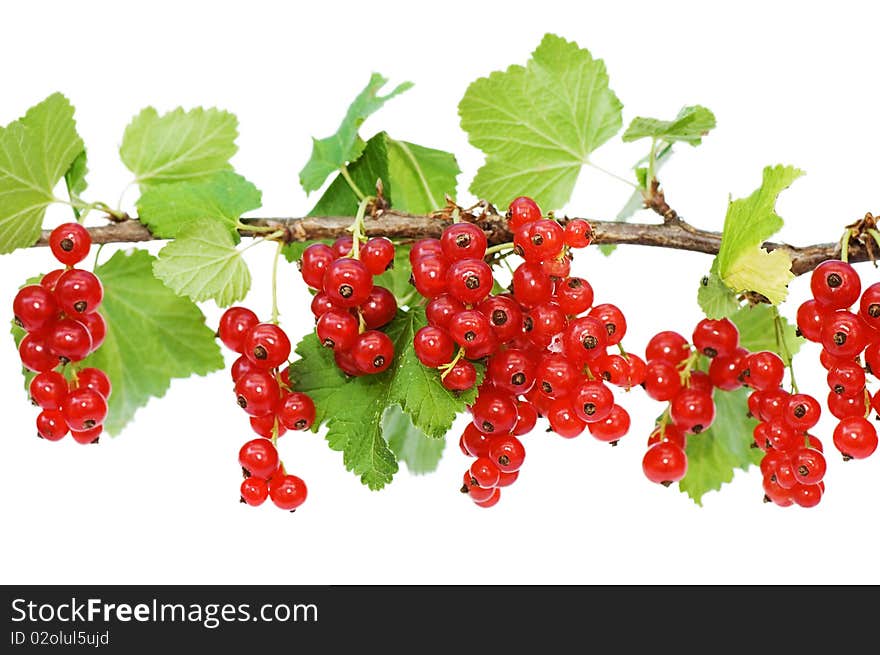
[31,210,864,277]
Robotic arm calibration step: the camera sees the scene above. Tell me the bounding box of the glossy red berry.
[859,282,880,330]
[70,425,102,445]
[507,196,542,230]
[410,255,449,298]
[469,456,501,488]
[572,380,614,423]
[47,318,92,362]
[525,303,565,348]
[563,316,608,362]
[555,277,594,315]
[810,259,861,309]
[742,351,785,390]
[426,294,465,331]
[49,222,91,265]
[513,400,538,435]
[512,262,553,308]
[473,487,502,508]
[642,442,688,485]
[534,353,578,399]
[269,474,308,510]
[310,292,340,318]
[762,475,794,507]
[352,330,394,374]
[359,286,397,329]
[332,236,354,259]
[827,361,867,396]
[244,323,291,369]
[249,414,287,439]
[62,387,108,431]
[442,359,477,392]
[470,389,517,434]
[460,424,493,457]
[323,258,373,308]
[692,318,739,358]
[588,303,627,346]
[316,311,358,351]
[647,423,687,450]
[541,255,571,279]
[231,355,259,382]
[645,331,690,366]
[440,223,487,261]
[410,239,443,264]
[588,404,630,443]
[19,333,58,372]
[361,237,395,275]
[796,299,832,342]
[30,371,68,410]
[54,269,103,315]
[708,347,747,391]
[833,416,878,460]
[299,243,336,289]
[564,219,592,248]
[826,390,865,420]
[446,258,493,304]
[643,360,681,402]
[791,483,823,508]
[819,311,868,359]
[240,477,269,506]
[496,470,520,488]
[448,310,493,351]
[239,438,279,479]
[235,371,281,417]
[217,307,260,353]
[36,409,68,441]
[488,348,536,395]
[40,269,64,292]
[413,326,455,367]
[514,220,564,262]
[79,312,106,352]
[784,394,821,431]
[489,435,526,473]
[546,398,586,438]
[477,295,522,343]
[334,349,363,377]
[792,447,826,484]
[670,388,715,434]
[13,285,58,333]
[278,392,316,431]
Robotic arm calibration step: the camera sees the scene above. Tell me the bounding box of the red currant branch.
[30,208,878,276]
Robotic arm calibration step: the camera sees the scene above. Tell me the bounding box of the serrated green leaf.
[0,93,84,253]
[84,249,223,435]
[282,239,333,264]
[386,137,460,213]
[65,149,88,199]
[697,272,741,318]
[308,132,390,216]
[374,245,418,306]
[729,304,802,366]
[679,387,764,505]
[299,74,413,193]
[385,405,445,475]
[136,171,261,239]
[120,106,238,189]
[290,307,480,489]
[153,219,251,306]
[623,105,716,146]
[460,33,622,210]
[715,165,804,304]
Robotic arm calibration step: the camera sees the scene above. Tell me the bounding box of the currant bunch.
[796,259,879,464]
[411,196,638,507]
[15,223,111,444]
[217,307,314,511]
[298,235,397,376]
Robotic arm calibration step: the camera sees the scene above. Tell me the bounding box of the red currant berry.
[513,400,538,435]
[62,387,108,431]
[477,295,523,343]
[244,323,291,369]
[440,223,487,261]
[240,477,269,506]
[833,416,878,460]
[762,475,795,507]
[442,359,477,392]
[13,285,57,332]
[589,353,629,386]
[670,388,715,434]
[533,353,577,399]
[235,371,281,417]
[791,482,823,508]
[859,282,880,331]
[496,470,519,487]
[75,368,112,399]
[231,355,259,382]
[332,236,354,259]
[49,222,91,265]
[299,243,336,289]
[462,471,496,502]
[48,318,92,362]
[546,397,586,438]
[36,409,68,441]
[316,311,358,351]
[555,277,594,315]
[588,303,627,346]
[473,487,501,508]
[514,220,564,262]
[784,394,821,431]
[488,348,536,395]
[79,311,106,352]
[54,269,103,315]
[511,262,553,308]
[708,347,747,391]
[827,361,866,395]
[19,332,58,372]
[410,255,450,298]
[323,258,374,308]
[564,219,592,248]
[692,317,739,358]
[741,351,785,390]
[647,423,687,450]
[826,390,865,421]
[810,259,861,309]
[278,392,316,431]
[563,316,608,362]
[792,447,826,484]
[359,286,397,329]
[40,269,64,292]
[410,239,443,264]
[470,389,517,434]
[489,435,526,473]
[645,331,689,366]
[70,425,102,444]
[461,424,493,457]
[249,414,287,439]
[361,237,395,275]
[413,326,455,367]
[524,303,565,349]
[269,474,308,511]
[642,442,688,485]
[588,404,630,443]
[820,310,868,359]
[643,359,681,402]
[217,307,259,353]
[507,196,542,230]
[796,299,832,342]
[687,370,713,394]
[239,438,280,479]
[622,353,647,389]
[572,380,614,423]
[352,330,394,374]
[310,292,341,318]
[30,371,68,410]
[763,420,801,452]
[426,294,465,330]
[334,349,364,377]
[469,456,501,488]
[446,258,493,304]
[448,310,493,351]
[863,341,880,375]
[541,255,571,279]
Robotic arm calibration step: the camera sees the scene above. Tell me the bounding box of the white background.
[2,0,878,584]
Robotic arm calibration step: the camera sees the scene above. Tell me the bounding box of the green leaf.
[715,165,804,304]
[299,74,413,193]
[623,105,716,145]
[0,93,84,253]
[459,33,622,210]
[84,249,223,435]
[136,171,261,239]
[120,106,238,189]
[697,272,741,319]
[679,387,764,505]
[65,149,88,199]
[385,405,445,475]
[282,239,332,264]
[153,219,251,306]
[729,304,802,366]
[374,245,418,306]
[290,307,481,489]
[308,132,390,216]
[386,137,460,213]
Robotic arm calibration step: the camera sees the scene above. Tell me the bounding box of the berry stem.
[348,196,372,260]
[339,164,366,201]
[772,307,799,393]
[645,138,658,192]
[867,228,880,257]
[677,347,700,387]
[840,228,852,263]
[270,238,283,325]
[484,242,515,257]
[438,347,465,380]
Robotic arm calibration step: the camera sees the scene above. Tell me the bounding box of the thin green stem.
[840,229,852,263]
[676,347,701,387]
[867,228,880,254]
[240,230,286,253]
[484,242,515,257]
[348,196,372,259]
[270,238,284,325]
[772,307,798,393]
[439,347,465,380]
[236,220,280,234]
[340,165,366,201]
[646,138,657,189]
[92,244,106,273]
[585,160,639,189]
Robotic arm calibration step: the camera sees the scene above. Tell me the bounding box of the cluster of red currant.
[299,236,398,376]
[217,307,314,511]
[796,259,879,462]
[14,223,110,444]
[409,196,636,506]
